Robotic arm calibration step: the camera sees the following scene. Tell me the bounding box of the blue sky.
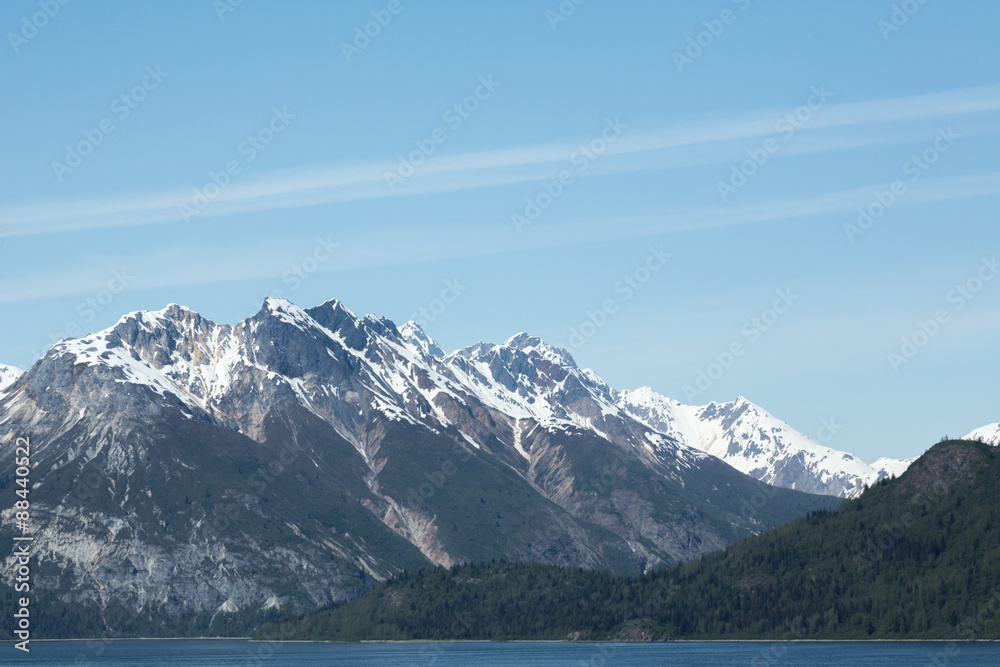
[1,1,999,461]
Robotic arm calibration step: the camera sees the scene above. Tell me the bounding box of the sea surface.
[4,639,998,665]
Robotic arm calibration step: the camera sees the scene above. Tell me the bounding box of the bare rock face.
[892,440,989,506]
[0,297,841,632]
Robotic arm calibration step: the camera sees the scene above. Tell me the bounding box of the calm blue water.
[3,639,998,665]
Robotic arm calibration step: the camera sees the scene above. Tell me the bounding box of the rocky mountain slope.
[0,297,841,634]
[411,329,911,499]
[260,439,1000,641]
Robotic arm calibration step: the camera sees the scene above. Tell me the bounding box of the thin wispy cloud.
[530,172,1000,242]
[6,170,998,303]
[3,85,999,238]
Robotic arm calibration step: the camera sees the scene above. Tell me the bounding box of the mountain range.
[0,297,913,632]
[396,318,912,498]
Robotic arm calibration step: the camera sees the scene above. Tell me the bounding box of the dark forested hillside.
[257,440,1000,641]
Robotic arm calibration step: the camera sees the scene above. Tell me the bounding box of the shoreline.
[3,638,997,644]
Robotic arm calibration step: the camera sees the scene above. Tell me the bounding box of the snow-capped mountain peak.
[2,296,912,500]
[399,321,445,359]
[614,388,910,498]
[262,295,318,328]
[502,332,578,369]
[315,296,356,317]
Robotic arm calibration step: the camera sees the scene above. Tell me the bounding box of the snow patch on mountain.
[54,332,201,409]
[0,364,23,393]
[872,456,918,478]
[965,423,1000,446]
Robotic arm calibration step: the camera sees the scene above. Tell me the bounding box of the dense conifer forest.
[257,440,1000,641]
